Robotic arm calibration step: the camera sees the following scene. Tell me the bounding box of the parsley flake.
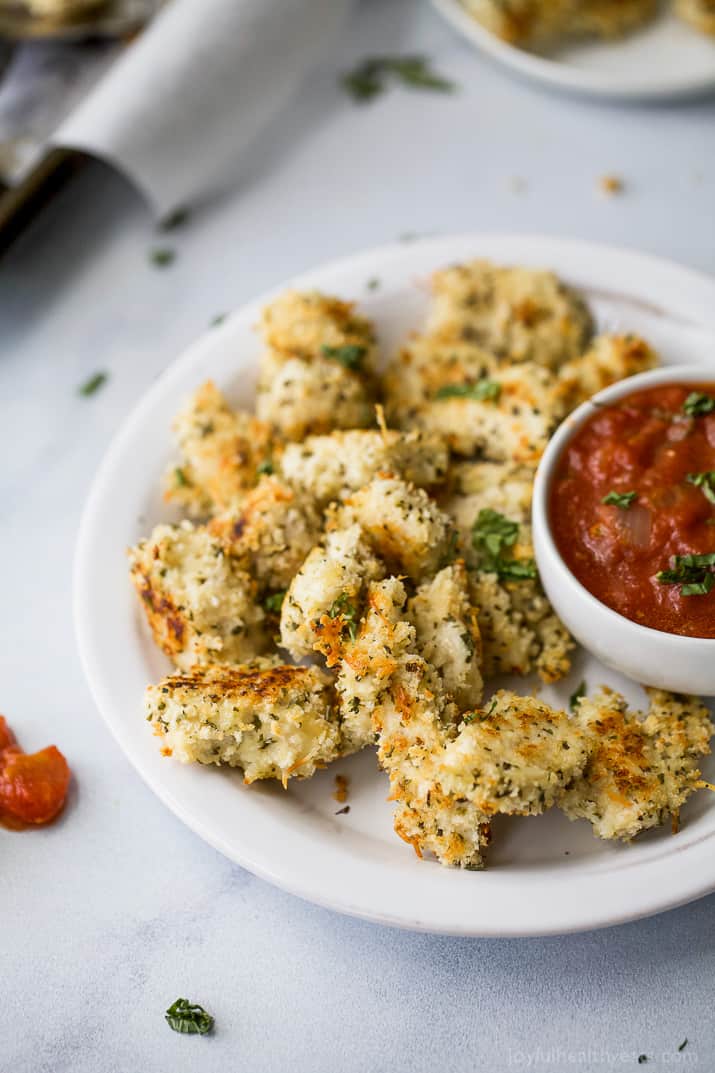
[678,1039,688,1052]
[471,509,538,582]
[569,681,586,712]
[686,471,715,505]
[150,247,176,268]
[435,379,501,403]
[321,344,366,371]
[78,371,108,397]
[264,591,286,614]
[174,467,189,487]
[256,459,274,476]
[328,593,360,642]
[210,313,227,328]
[656,552,715,596]
[159,206,190,231]
[638,1057,648,1066]
[683,391,715,417]
[165,998,214,1036]
[341,55,456,103]
[602,490,637,509]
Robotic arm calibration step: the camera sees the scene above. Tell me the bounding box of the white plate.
[432,0,715,100]
[75,234,715,936]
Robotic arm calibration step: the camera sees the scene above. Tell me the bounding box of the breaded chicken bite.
[427,260,593,369]
[280,428,449,506]
[407,563,483,710]
[336,576,416,752]
[392,360,562,463]
[129,521,268,669]
[555,334,658,414]
[208,475,322,592]
[164,380,274,516]
[145,660,341,784]
[338,475,458,580]
[382,333,499,426]
[256,290,378,441]
[279,524,385,663]
[256,353,376,441]
[676,0,715,34]
[461,0,655,48]
[260,290,378,372]
[560,688,713,840]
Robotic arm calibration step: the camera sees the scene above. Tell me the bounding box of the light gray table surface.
[3,2,715,1070]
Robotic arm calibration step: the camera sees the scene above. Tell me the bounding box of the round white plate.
[75,234,715,936]
[432,0,715,100]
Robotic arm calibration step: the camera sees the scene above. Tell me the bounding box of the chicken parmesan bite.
[260,290,378,372]
[555,333,658,414]
[427,260,593,370]
[208,475,322,592]
[164,380,275,516]
[128,521,269,670]
[280,428,449,506]
[279,524,385,663]
[145,660,341,784]
[338,475,457,581]
[256,290,378,441]
[406,361,562,463]
[382,333,499,426]
[676,0,715,34]
[560,688,713,841]
[407,563,483,709]
[336,576,416,752]
[256,353,376,441]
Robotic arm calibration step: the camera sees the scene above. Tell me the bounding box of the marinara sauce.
[550,382,715,638]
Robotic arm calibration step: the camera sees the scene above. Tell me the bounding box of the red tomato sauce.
[0,715,70,829]
[550,382,715,638]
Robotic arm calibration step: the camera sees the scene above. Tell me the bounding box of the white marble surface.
[3,2,715,1070]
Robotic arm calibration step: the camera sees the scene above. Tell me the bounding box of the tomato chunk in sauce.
[550,382,715,638]
[0,715,70,828]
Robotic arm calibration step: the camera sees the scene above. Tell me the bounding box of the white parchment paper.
[52,0,351,215]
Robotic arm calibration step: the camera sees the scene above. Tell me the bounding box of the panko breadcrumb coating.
[676,0,715,34]
[407,563,483,710]
[337,475,458,580]
[279,524,385,663]
[129,521,269,669]
[280,428,449,505]
[208,475,322,592]
[560,688,713,840]
[145,660,342,784]
[555,334,659,413]
[164,380,275,516]
[427,260,593,369]
[256,291,378,440]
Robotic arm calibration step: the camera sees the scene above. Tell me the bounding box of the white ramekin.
[533,364,715,696]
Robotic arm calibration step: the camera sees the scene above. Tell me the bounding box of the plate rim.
[431,0,715,101]
[75,232,715,937]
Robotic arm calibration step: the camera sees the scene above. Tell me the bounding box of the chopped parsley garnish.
[159,206,190,231]
[335,805,350,815]
[683,391,715,417]
[686,471,715,505]
[656,552,715,596]
[174,467,189,487]
[264,591,286,614]
[602,490,637,509]
[321,344,366,370]
[435,379,501,403]
[471,509,538,582]
[569,681,586,712]
[150,247,176,268]
[165,998,214,1036]
[638,1056,648,1065]
[678,1040,688,1052]
[78,371,108,397]
[210,313,227,328]
[256,459,274,476]
[342,55,456,103]
[328,593,360,642]
[366,277,380,291]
